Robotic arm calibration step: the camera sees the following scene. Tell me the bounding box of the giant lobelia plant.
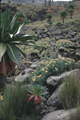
[60,10,67,24]
[0,10,35,87]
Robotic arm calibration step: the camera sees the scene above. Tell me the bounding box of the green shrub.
[60,75,80,109]
[69,9,74,14]
[20,38,55,56]
[56,22,63,26]
[46,13,52,19]
[30,58,75,85]
[56,39,74,50]
[0,83,34,120]
[48,21,52,25]
[74,21,80,27]
[69,21,75,25]
[68,4,74,9]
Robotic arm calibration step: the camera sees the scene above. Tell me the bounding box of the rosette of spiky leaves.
[68,4,74,10]
[0,10,35,75]
[26,84,48,104]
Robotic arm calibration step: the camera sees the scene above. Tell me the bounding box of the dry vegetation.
[2,1,80,29]
[14,1,80,28]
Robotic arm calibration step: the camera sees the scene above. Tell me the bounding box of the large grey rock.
[47,83,64,107]
[15,68,33,82]
[24,68,34,73]
[47,69,79,87]
[15,74,30,82]
[41,108,78,120]
[30,61,40,69]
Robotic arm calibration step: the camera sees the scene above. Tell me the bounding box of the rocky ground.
[1,2,80,120]
[5,20,80,120]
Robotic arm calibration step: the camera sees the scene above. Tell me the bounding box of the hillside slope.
[2,0,44,4]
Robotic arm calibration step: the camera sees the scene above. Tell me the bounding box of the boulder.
[15,68,34,82]
[47,83,64,108]
[47,69,79,87]
[30,61,40,69]
[41,108,78,120]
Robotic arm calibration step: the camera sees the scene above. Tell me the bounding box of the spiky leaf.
[7,44,21,67]
[0,43,7,62]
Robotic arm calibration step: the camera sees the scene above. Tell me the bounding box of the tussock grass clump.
[60,75,80,109]
[0,83,34,120]
[70,108,80,120]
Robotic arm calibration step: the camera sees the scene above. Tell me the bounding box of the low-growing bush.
[74,21,80,27]
[20,38,55,56]
[69,21,75,25]
[60,75,80,109]
[46,13,52,19]
[48,21,52,25]
[56,22,63,26]
[0,83,34,120]
[30,58,75,85]
[56,39,74,50]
